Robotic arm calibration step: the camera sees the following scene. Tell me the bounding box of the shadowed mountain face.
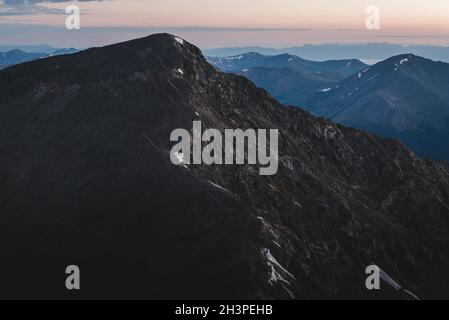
[1,34,449,299]
[303,55,449,161]
[233,67,335,107]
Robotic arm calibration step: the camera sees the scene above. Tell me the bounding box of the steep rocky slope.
[1,34,449,299]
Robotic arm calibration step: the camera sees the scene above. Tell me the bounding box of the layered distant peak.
[206,52,267,71]
[5,49,24,55]
[0,49,44,67]
[0,47,80,70]
[315,53,449,103]
[351,54,420,78]
[388,53,417,64]
[349,54,443,80]
[303,53,449,160]
[228,52,265,59]
[207,51,367,79]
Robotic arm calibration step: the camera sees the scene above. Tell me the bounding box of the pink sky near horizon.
[1,0,449,47]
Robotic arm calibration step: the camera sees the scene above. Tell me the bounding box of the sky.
[0,0,449,49]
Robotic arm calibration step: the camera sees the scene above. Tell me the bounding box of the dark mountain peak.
[100,33,204,63]
[2,34,449,299]
[114,32,187,49]
[4,33,215,90]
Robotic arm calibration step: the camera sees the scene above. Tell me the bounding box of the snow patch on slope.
[208,181,230,193]
[323,125,339,139]
[374,265,420,300]
[174,37,184,45]
[262,248,295,298]
[174,151,184,164]
[225,55,246,61]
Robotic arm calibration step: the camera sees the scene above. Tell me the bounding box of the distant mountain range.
[204,43,449,64]
[0,50,46,70]
[0,44,57,54]
[210,52,449,161]
[207,52,367,79]
[207,53,367,106]
[303,54,449,161]
[0,48,78,69]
